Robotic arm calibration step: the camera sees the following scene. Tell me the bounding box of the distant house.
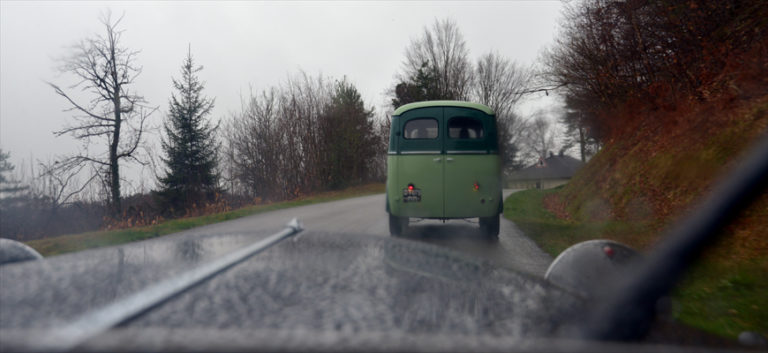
[507,152,584,189]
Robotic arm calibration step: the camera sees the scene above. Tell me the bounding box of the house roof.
[509,154,584,181]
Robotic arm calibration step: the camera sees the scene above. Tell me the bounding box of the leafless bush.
[224,73,383,202]
[545,0,768,139]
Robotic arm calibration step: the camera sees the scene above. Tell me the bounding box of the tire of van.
[389,214,408,236]
[480,215,500,241]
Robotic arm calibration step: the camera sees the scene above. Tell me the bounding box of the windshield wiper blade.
[584,133,768,341]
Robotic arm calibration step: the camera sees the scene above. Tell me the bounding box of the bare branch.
[48,83,111,125]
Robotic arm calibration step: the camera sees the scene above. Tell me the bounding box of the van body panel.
[387,154,445,218]
[386,101,501,220]
[443,154,501,218]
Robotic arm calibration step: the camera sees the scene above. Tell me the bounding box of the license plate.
[402,188,422,202]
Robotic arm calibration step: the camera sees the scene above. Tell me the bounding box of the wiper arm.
[34,218,303,352]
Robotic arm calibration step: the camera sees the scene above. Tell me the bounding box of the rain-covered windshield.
[1,1,766,352]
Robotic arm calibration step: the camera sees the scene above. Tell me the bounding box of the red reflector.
[603,246,615,258]
[473,182,479,191]
[408,185,414,191]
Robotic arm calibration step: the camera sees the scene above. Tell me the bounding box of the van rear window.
[404,118,438,139]
[448,117,484,139]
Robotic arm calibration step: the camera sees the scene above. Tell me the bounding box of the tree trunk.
[111,87,122,214]
[579,126,586,163]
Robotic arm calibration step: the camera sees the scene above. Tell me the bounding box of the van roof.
[392,101,495,116]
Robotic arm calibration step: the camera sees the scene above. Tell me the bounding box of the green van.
[386,101,502,239]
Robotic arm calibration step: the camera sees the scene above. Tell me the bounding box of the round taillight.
[408,184,414,191]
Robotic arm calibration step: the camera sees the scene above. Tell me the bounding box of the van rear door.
[395,107,445,218]
[442,107,501,218]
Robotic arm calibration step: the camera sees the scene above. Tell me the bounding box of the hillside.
[531,1,768,337]
[556,94,768,246]
[536,90,768,338]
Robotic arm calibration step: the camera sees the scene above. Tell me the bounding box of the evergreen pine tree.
[391,61,440,109]
[158,47,218,212]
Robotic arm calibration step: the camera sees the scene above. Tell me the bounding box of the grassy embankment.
[25,183,384,257]
[504,97,768,339]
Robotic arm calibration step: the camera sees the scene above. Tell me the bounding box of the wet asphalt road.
[0,191,580,352]
[162,190,553,276]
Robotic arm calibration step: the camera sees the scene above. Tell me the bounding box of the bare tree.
[519,112,560,165]
[474,52,529,118]
[228,88,283,201]
[48,12,156,213]
[543,0,768,142]
[473,51,531,170]
[400,18,474,101]
[279,72,334,196]
[219,115,244,196]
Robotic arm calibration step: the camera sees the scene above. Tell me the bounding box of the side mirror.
[0,238,43,266]
[545,239,640,298]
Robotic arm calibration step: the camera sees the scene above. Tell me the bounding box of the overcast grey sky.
[1,0,563,189]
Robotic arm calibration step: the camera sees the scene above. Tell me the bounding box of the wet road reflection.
[174,237,206,263]
[396,219,551,276]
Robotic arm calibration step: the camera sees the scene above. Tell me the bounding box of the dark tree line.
[224,74,383,202]
[321,81,380,189]
[545,0,768,141]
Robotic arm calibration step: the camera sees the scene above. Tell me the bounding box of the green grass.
[503,188,768,339]
[673,259,768,338]
[25,183,385,257]
[503,188,649,255]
